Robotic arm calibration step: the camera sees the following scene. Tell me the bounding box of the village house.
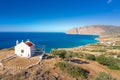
[15,40,35,58]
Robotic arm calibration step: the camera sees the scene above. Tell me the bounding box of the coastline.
[57,34,120,56]
[57,34,100,52]
[0,32,99,53]
[0,34,117,54]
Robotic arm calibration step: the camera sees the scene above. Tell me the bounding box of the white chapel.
[15,40,35,58]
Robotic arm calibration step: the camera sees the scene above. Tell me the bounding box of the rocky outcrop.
[66,25,120,35]
[66,28,79,34]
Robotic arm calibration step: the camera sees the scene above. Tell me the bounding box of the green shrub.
[94,72,117,80]
[55,62,89,79]
[92,43,107,47]
[65,51,73,62]
[91,49,106,52]
[51,50,88,59]
[51,50,66,59]
[96,55,107,65]
[112,46,120,49]
[96,55,120,70]
[85,54,96,60]
[32,68,41,75]
[108,52,117,55]
[108,64,120,70]
[117,54,120,58]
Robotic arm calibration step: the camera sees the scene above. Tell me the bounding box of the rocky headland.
[66,25,120,36]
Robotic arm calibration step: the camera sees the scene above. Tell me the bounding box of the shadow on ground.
[33,51,55,60]
[71,59,89,64]
[33,52,43,57]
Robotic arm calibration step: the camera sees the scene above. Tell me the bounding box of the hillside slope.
[66,25,120,35]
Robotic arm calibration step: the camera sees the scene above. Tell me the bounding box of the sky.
[0,0,120,32]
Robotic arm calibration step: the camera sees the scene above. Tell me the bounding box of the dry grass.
[71,58,120,80]
[0,49,40,73]
[3,56,39,69]
[0,49,14,59]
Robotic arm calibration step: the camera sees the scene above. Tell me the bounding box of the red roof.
[25,41,33,47]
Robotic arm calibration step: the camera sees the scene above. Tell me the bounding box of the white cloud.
[107,0,112,4]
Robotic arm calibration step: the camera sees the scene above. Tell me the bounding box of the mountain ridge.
[66,25,120,35]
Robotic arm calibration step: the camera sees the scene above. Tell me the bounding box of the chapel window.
[21,49,24,53]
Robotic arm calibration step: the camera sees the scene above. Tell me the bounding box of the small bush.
[94,72,117,80]
[14,71,29,79]
[117,54,120,58]
[108,64,120,70]
[32,68,41,75]
[96,55,107,65]
[55,62,89,79]
[85,54,96,60]
[51,50,66,59]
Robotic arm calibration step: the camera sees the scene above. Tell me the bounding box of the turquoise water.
[0,32,99,52]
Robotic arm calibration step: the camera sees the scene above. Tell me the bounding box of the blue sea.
[0,32,99,52]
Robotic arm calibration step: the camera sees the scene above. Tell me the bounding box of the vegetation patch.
[51,50,120,70]
[91,43,107,47]
[96,55,120,70]
[85,54,96,60]
[51,49,87,60]
[51,49,66,59]
[112,46,120,49]
[55,62,89,79]
[94,72,117,80]
[117,54,120,58]
[91,49,106,52]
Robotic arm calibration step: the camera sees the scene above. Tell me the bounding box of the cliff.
[66,25,120,35]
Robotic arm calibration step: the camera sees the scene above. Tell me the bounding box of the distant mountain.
[66,25,120,35]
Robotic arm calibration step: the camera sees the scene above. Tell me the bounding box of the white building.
[15,40,35,58]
